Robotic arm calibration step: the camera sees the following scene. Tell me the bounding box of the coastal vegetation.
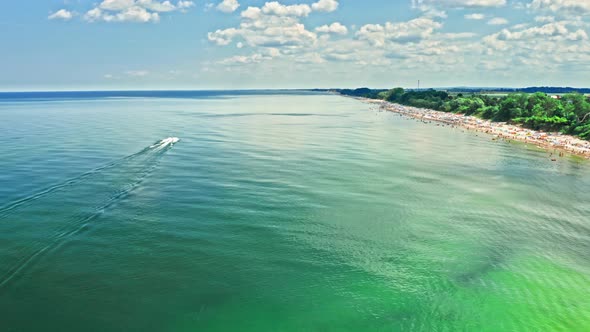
[339,88,590,140]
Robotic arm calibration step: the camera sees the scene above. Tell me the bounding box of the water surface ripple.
[0,92,589,331]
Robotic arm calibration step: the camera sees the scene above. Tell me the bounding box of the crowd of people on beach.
[367,99,590,159]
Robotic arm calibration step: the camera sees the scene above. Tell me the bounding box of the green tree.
[385,88,405,102]
[562,93,590,121]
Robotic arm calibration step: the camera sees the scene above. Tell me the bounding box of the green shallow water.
[0,92,589,331]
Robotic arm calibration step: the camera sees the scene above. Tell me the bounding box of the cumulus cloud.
[261,2,312,17]
[48,9,74,20]
[535,16,555,23]
[414,0,506,7]
[483,20,589,58]
[356,18,443,46]
[208,2,322,49]
[241,7,262,19]
[83,0,194,23]
[219,53,268,65]
[207,1,331,50]
[315,22,348,35]
[218,47,283,65]
[479,19,590,75]
[312,0,339,12]
[99,0,135,11]
[210,1,349,68]
[85,6,160,22]
[528,0,590,15]
[209,19,317,48]
[217,0,240,13]
[465,13,485,19]
[106,0,577,87]
[497,22,586,41]
[137,0,177,12]
[177,1,195,9]
[488,17,509,25]
[413,0,505,17]
[207,0,476,75]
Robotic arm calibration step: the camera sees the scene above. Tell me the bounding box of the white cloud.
[483,20,589,60]
[356,18,443,46]
[316,22,348,35]
[219,53,268,65]
[84,8,103,22]
[126,70,150,77]
[48,9,74,20]
[208,28,238,46]
[479,18,590,77]
[312,0,339,13]
[535,16,555,23]
[137,0,177,12]
[261,2,312,17]
[294,52,325,64]
[511,23,530,30]
[117,6,160,22]
[488,17,509,25]
[104,70,152,79]
[241,7,262,19]
[209,1,339,69]
[177,1,195,9]
[465,13,485,19]
[229,4,321,48]
[413,0,506,9]
[413,0,505,17]
[85,6,160,22]
[217,0,240,13]
[195,0,590,87]
[84,0,194,23]
[99,0,135,11]
[442,32,478,39]
[529,0,590,15]
[499,22,586,40]
[206,2,490,77]
[218,47,283,65]
[208,13,317,48]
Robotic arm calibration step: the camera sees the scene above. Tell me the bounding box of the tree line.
[338,88,590,140]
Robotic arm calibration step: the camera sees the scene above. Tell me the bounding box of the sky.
[0,0,589,90]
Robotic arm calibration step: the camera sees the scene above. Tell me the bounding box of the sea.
[0,90,589,331]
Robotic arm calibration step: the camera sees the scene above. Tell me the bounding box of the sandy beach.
[362,98,590,159]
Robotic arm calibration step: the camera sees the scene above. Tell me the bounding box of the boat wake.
[151,137,180,149]
[0,137,180,219]
[0,137,180,290]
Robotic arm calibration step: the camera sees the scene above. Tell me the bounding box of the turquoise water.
[1,92,589,331]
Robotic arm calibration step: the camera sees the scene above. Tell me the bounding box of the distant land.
[334,86,590,143]
[444,87,590,94]
[313,87,590,94]
[1,87,589,95]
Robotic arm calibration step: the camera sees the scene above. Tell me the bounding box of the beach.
[363,98,590,159]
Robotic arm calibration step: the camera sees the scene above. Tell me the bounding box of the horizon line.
[2,86,590,94]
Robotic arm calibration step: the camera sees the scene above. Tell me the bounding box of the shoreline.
[360,98,590,160]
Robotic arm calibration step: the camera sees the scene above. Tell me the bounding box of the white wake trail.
[150,137,180,150]
[0,136,181,289]
[0,137,181,219]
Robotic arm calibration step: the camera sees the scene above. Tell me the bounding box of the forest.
[339,88,590,140]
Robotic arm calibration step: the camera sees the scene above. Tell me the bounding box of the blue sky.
[0,0,589,90]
